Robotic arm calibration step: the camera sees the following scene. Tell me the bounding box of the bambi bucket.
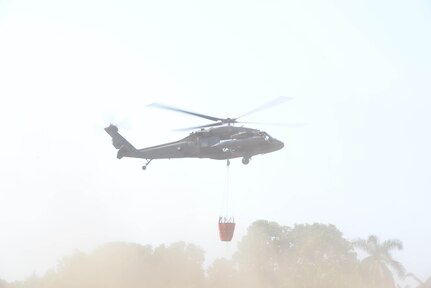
[218,217,235,241]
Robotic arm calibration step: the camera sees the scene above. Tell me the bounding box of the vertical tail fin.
[104,124,137,159]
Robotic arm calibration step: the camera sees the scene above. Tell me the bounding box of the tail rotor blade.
[104,112,130,130]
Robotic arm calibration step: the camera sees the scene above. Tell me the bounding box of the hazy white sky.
[1,0,430,282]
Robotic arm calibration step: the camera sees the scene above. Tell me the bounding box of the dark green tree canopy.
[233,220,359,288]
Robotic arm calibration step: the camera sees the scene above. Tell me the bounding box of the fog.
[1,220,427,288]
[1,0,431,287]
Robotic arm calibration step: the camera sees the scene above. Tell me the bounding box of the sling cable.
[218,160,235,242]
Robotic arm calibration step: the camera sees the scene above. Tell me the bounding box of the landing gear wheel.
[142,159,152,171]
[242,157,250,165]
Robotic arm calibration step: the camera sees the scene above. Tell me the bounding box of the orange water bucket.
[218,217,235,241]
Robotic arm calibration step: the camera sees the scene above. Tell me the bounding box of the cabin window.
[200,136,220,147]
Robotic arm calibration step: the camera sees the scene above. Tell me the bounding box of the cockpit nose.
[276,139,284,150]
[271,138,284,151]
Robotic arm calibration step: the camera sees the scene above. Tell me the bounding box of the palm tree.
[353,235,406,288]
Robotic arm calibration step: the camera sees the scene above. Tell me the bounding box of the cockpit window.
[259,132,270,141]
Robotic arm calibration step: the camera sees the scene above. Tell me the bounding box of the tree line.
[1,220,429,288]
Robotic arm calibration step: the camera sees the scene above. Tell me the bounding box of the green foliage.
[233,221,360,288]
[283,223,359,288]
[3,221,411,288]
[6,241,205,288]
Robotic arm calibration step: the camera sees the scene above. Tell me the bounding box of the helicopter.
[105,97,291,170]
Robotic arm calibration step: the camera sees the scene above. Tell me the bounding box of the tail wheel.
[242,157,250,165]
[142,159,152,171]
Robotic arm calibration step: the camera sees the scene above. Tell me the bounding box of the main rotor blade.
[174,122,223,131]
[148,103,222,122]
[236,96,293,120]
[239,121,306,127]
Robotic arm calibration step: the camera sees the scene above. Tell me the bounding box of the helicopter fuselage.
[105,125,284,168]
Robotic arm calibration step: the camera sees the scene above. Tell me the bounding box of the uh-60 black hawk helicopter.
[105,97,292,170]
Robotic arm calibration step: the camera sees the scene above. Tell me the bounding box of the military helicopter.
[105,97,291,170]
